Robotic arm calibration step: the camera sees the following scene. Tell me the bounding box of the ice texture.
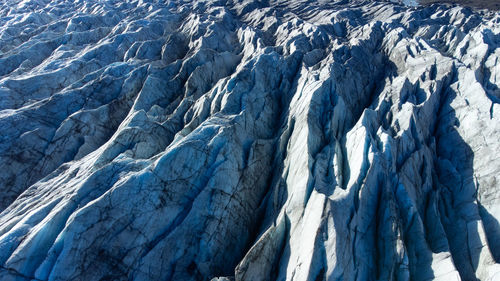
[0,0,499,280]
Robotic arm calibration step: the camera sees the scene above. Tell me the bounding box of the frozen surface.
[0,0,499,280]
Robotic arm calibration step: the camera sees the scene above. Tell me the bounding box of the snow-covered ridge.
[0,0,499,280]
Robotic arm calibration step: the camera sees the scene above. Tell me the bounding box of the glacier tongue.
[0,0,500,280]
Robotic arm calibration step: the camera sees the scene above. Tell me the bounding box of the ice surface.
[0,0,499,280]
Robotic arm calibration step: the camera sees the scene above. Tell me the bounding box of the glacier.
[0,0,499,280]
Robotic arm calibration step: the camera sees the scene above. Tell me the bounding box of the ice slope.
[0,0,499,280]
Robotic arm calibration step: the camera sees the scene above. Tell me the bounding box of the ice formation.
[0,0,499,280]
